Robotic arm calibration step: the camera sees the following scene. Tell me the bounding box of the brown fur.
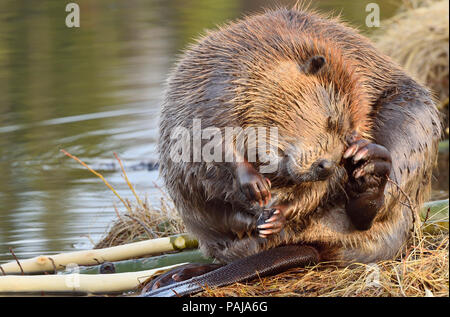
[158,6,441,264]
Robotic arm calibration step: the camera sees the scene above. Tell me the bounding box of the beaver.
[144,5,442,296]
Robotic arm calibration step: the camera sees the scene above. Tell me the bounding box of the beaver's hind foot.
[141,263,223,293]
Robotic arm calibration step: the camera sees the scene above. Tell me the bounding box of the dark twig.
[9,248,24,275]
[172,289,181,297]
[48,257,57,274]
[93,258,102,265]
[0,265,5,276]
[422,207,431,226]
[387,176,417,228]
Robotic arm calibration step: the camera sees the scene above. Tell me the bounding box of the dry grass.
[94,194,185,249]
[196,231,449,297]
[60,150,185,249]
[373,0,449,103]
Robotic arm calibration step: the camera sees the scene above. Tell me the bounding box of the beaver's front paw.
[236,162,272,207]
[256,208,286,238]
[343,138,391,192]
[343,138,392,230]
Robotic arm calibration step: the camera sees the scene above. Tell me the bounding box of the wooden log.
[0,263,185,295]
[0,234,197,275]
[70,249,212,274]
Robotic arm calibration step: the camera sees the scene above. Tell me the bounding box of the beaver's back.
[161,7,407,135]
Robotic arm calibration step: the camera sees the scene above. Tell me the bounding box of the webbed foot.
[141,263,222,293]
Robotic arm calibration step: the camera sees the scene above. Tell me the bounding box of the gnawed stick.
[0,263,186,295]
[0,234,197,275]
[63,249,212,275]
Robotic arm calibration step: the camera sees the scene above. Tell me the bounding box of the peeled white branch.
[0,263,186,295]
[0,234,197,275]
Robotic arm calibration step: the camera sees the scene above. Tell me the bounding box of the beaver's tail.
[141,244,319,297]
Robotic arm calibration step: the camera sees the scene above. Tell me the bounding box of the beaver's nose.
[315,159,335,179]
[317,159,334,171]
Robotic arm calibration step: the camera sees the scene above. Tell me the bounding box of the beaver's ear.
[300,56,326,75]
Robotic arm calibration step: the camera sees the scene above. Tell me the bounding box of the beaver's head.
[271,55,356,186]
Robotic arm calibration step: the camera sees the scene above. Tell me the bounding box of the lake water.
[0,0,444,263]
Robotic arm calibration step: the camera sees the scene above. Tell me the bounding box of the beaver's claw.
[237,163,272,207]
[256,208,285,238]
[141,263,222,293]
[343,139,391,182]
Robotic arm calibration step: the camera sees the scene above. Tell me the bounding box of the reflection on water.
[0,0,170,262]
[0,0,443,263]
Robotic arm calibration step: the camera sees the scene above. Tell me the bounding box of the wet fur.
[158,6,441,264]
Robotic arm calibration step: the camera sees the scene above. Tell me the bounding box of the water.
[0,0,444,263]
